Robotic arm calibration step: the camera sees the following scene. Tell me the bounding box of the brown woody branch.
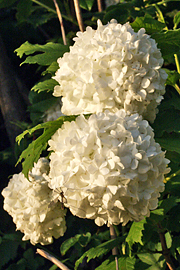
[158,223,175,270]
[0,35,29,148]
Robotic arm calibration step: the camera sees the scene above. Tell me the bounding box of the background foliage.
[1,0,180,269]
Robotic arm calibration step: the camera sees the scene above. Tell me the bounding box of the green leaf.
[0,240,20,268]
[165,232,172,249]
[159,196,178,215]
[96,256,136,270]
[174,11,180,29]
[104,3,131,24]
[152,29,180,59]
[27,8,55,27]
[131,14,166,34]
[16,115,77,178]
[165,69,180,86]
[23,248,44,270]
[153,109,180,137]
[126,219,146,249]
[42,61,59,76]
[31,79,58,93]
[15,41,69,66]
[75,237,125,270]
[16,0,33,23]
[137,253,164,270]
[156,133,180,154]
[79,0,95,10]
[0,0,17,8]
[61,233,91,256]
[149,208,164,223]
[171,236,180,255]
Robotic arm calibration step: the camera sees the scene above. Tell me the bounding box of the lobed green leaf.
[96,256,136,270]
[126,219,146,249]
[60,232,91,256]
[15,41,69,66]
[152,29,180,59]
[131,14,166,34]
[137,253,165,269]
[16,115,78,178]
[156,132,180,154]
[152,109,180,137]
[16,0,33,23]
[31,79,58,93]
[75,237,125,270]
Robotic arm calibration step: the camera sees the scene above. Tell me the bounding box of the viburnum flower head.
[53,19,167,122]
[48,110,170,226]
[2,158,66,245]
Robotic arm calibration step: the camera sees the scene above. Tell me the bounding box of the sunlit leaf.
[174,11,180,29]
[79,0,95,11]
[126,219,146,249]
[137,253,164,269]
[16,115,78,178]
[31,79,58,93]
[96,256,136,270]
[15,41,69,66]
[165,69,180,86]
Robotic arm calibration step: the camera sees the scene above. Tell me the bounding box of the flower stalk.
[37,249,70,270]
[73,0,85,32]
[97,0,103,12]
[53,0,67,45]
[110,225,119,270]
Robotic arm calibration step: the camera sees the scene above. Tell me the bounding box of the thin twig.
[31,0,78,25]
[97,0,103,12]
[37,249,70,270]
[110,225,119,270]
[157,223,175,270]
[73,0,85,32]
[53,0,67,45]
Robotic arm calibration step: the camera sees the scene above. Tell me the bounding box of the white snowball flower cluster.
[43,98,64,122]
[48,110,170,226]
[53,19,167,122]
[2,158,66,245]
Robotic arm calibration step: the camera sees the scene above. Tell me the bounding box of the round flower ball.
[53,19,167,123]
[2,158,66,245]
[48,110,170,226]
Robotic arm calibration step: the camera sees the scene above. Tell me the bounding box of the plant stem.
[174,54,180,86]
[110,225,119,270]
[52,0,67,45]
[37,249,70,270]
[97,0,103,12]
[73,0,85,32]
[31,0,78,24]
[174,83,180,95]
[157,223,175,270]
[165,168,180,182]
